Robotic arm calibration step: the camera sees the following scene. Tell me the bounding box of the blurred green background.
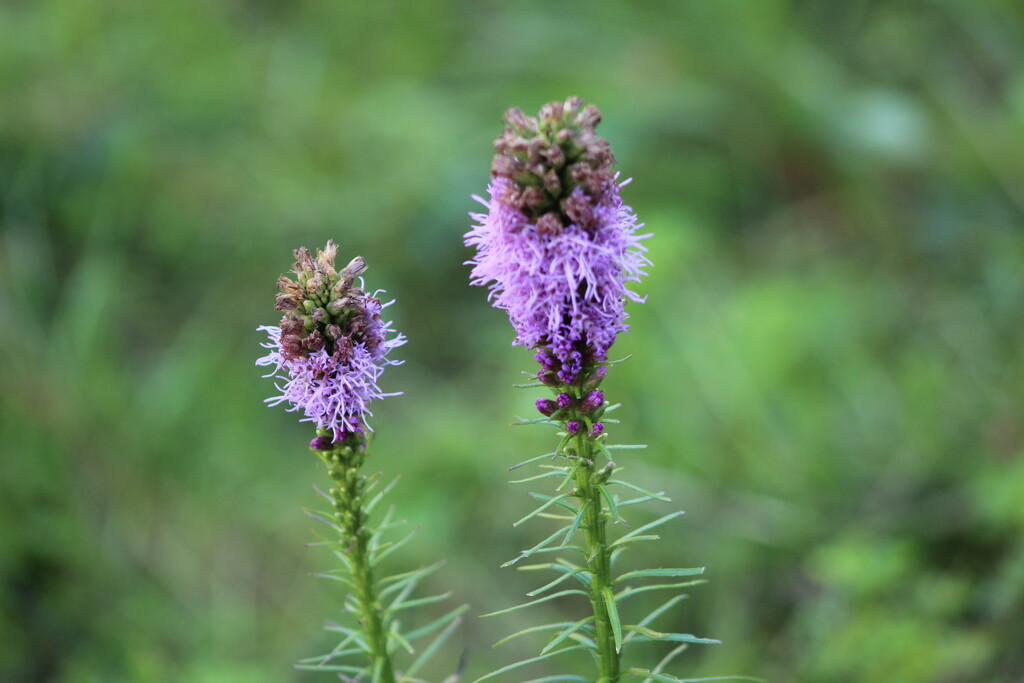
[2,0,1023,681]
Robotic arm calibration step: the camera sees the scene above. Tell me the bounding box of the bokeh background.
[2,1,1024,681]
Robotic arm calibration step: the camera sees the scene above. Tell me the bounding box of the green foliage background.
[2,1,1023,681]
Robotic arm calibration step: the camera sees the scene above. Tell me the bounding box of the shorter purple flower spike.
[536,398,559,417]
[557,393,574,410]
[590,422,604,438]
[579,390,604,414]
[257,242,406,436]
[566,420,582,436]
[309,435,334,451]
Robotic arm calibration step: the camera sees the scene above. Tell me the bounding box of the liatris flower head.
[257,241,405,443]
[466,96,650,387]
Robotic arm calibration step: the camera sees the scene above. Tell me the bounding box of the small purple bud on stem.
[567,420,582,435]
[537,369,560,387]
[309,436,334,451]
[536,398,559,416]
[579,390,604,414]
[557,393,574,410]
[589,422,604,438]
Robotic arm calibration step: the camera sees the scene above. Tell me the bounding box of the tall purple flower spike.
[257,242,405,439]
[465,97,650,384]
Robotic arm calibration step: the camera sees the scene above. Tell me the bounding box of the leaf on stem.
[472,645,590,683]
[602,587,623,653]
[615,567,705,583]
[480,589,589,618]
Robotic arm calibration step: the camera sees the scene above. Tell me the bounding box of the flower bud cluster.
[533,357,609,442]
[275,241,383,364]
[491,96,614,235]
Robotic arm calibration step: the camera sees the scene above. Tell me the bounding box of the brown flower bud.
[338,256,367,290]
[301,330,325,353]
[281,317,304,337]
[277,275,303,298]
[281,334,305,360]
[316,240,338,270]
[536,212,563,236]
[275,294,298,312]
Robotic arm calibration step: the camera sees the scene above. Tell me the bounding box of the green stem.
[574,433,620,683]
[325,446,396,683]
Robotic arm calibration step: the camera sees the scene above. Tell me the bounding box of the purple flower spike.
[589,422,604,438]
[567,420,582,436]
[557,393,574,410]
[465,97,651,370]
[257,242,406,436]
[536,398,559,417]
[309,435,335,451]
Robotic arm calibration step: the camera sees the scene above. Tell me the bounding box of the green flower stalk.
[466,100,756,683]
[258,242,465,682]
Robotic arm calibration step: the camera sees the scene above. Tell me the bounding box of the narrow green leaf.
[610,534,660,549]
[480,589,589,618]
[304,509,341,531]
[492,622,578,648]
[642,644,688,683]
[373,525,421,565]
[387,591,453,614]
[624,671,765,683]
[607,480,671,502]
[379,561,444,588]
[604,443,647,450]
[388,628,416,654]
[311,572,355,588]
[618,511,685,542]
[615,567,704,584]
[619,495,662,508]
[512,381,546,388]
[365,475,401,513]
[501,525,572,567]
[541,615,595,654]
[472,645,589,683]
[597,483,621,524]
[403,611,465,679]
[561,502,589,547]
[527,567,590,597]
[509,470,566,485]
[512,416,560,426]
[616,580,707,602]
[556,463,580,491]
[508,452,559,472]
[625,630,720,645]
[623,594,687,644]
[519,677,590,683]
[403,603,469,641]
[602,587,623,653]
[527,491,579,514]
[295,663,367,673]
[514,494,570,528]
